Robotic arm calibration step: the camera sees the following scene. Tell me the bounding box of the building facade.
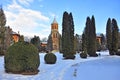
[50,18,60,51]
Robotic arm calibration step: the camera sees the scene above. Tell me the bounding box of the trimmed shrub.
[65,54,76,59]
[89,53,98,57]
[4,41,40,75]
[44,53,57,64]
[116,51,120,56]
[80,53,87,59]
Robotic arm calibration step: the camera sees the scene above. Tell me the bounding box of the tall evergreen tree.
[0,6,6,27]
[118,32,120,49]
[59,34,62,53]
[47,34,53,52]
[62,11,69,57]
[106,18,112,55]
[82,32,87,53]
[83,16,97,57]
[69,13,75,54]
[62,11,75,59]
[0,6,6,55]
[112,18,119,54]
[84,17,90,54]
[88,15,96,56]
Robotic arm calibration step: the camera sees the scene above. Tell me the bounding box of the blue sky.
[1,0,120,39]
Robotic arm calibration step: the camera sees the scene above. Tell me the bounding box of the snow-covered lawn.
[0,51,120,80]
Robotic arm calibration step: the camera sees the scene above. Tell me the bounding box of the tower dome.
[52,18,58,24]
[51,18,58,30]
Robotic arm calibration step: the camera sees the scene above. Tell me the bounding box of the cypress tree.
[62,11,69,57]
[106,18,112,55]
[82,32,87,54]
[69,13,75,55]
[47,34,53,52]
[89,15,96,56]
[59,34,62,53]
[0,6,6,27]
[83,17,90,56]
[0,6,6,55]
[84,16,97,57]
[62,11,75,59]
[112,18,119,54]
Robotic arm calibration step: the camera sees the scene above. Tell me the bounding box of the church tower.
[51,18,60,51]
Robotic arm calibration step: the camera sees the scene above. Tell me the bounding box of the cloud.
[18,0,33,6]
[4,0,50,39]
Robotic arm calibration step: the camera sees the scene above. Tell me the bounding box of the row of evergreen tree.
[61,11,119,58]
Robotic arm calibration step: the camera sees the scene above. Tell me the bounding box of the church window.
[53,33,55,38]
[56,33,57,38]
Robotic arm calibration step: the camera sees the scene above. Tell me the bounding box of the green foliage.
[80,52,87,59]
[47,34,53,52]
[30,36,41,52]
[62,11,70,57]
[0,6,6,27]
[106,18,119,55]
[0,6,6,55]
[59,34,62,53]
[62,11,75,59]
[69,13,75,54]
[118,32,120,49]
[112,19,119,53]
[19,35,24,42]
[106,18,112,55]
[83,16,97,57]
[4,41,40,74]
[44,53,57,64]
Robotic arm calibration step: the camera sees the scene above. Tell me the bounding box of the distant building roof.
[12,31,20,36]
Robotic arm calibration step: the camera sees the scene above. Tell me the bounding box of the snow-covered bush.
[4,41,40,75]
[44,53,57,64]
[80,52,87,58]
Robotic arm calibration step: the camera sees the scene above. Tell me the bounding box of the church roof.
[52,18,58,24]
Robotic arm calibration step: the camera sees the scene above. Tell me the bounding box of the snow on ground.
[0,51,120,80]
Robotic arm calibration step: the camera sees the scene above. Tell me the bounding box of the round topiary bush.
[80,53,87,59]
[4,41,40,75]
[44,53,57,64]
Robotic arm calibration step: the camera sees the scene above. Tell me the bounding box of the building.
[41,42,47,47]
[50,18,60,51]
[12,31,20,43]
[96,33,102,45]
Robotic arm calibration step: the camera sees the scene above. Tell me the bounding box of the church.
[50,18,60,51]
